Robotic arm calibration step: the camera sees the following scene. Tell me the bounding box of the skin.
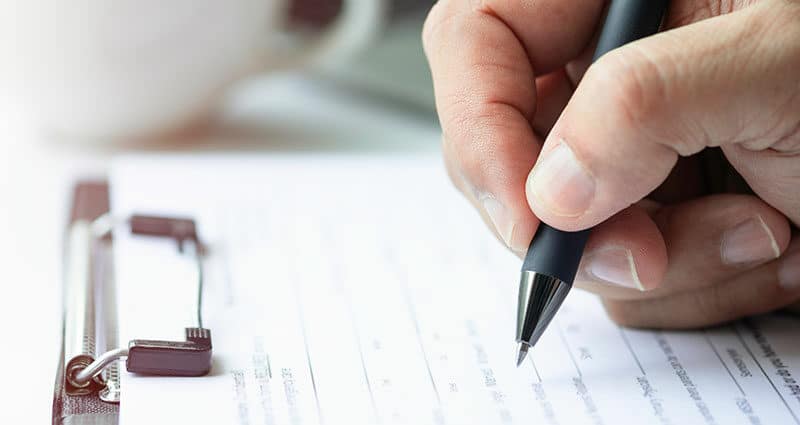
[422,0,800,328]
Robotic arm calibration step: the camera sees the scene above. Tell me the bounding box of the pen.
[516,0,670,366]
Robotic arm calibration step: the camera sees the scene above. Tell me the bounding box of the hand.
[423,0,800,328]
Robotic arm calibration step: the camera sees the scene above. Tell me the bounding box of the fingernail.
[720,215,780,266]
[778,247,800,290]
[527,141,595,217]
[582,246,646,290]
[480,196,519,252]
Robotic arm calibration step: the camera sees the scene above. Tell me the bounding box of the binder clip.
[62,214,212,402]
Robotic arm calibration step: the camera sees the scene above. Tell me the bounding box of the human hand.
[423,0,800,328]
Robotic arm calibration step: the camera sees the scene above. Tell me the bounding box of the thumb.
[525,0,800,231]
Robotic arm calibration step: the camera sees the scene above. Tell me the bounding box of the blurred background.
[1,0,438,144]
[0,0,438,421]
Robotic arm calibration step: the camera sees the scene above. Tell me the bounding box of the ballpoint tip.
[516,343,529,367]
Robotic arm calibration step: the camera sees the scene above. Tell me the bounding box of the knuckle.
[667,0,737,27]
[586,49,655,130]
[585,45,701,156]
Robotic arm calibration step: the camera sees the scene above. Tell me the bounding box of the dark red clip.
[130,215,197,242]
[127,328,212,376]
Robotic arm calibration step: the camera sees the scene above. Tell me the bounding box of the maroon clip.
[126,328,212,376]
[130,215,197,241]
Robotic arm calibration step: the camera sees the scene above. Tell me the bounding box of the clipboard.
[52,181,213,425]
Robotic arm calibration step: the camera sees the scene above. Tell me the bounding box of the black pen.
[516,0,670,366]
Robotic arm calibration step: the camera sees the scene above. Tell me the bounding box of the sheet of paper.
[112,155,800,425]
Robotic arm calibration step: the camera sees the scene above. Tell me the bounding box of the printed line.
[256,351,276,425]
[342,290,380,421]
[291,275,324,424]
[382,233,445,423]
[733,322,800,425]
[618,326,646,376]
[529,357,543,383]
[399,275,444,408]
[324,222,384,424]
[702,329,745,396]
[556,322,582,377]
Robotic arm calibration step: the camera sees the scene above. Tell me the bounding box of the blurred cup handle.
[263,0,387,71]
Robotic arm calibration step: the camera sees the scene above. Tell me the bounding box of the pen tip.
[516,343,529,367]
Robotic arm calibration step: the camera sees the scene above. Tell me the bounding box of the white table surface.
[0,72,441,423]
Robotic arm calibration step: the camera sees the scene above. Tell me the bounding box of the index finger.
[422,0,604,251]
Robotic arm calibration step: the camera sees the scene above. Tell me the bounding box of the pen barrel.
[593,0,669,62]
[522,0,668,281]
[63,221,99,394]
[522,224,589,284]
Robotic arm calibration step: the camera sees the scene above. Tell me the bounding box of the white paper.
[112,155,800,425]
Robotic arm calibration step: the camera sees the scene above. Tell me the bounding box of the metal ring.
[70,347,129,387]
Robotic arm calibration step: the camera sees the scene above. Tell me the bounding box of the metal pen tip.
[516,343,529,367]
[516,271,571,364]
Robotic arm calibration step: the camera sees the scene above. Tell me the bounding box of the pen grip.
[593,0,669,62]
[522,224,589,284]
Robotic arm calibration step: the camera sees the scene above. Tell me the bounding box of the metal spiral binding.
[63,220,101,395]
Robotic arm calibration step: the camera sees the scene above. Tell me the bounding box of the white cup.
[16,0,386,141]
